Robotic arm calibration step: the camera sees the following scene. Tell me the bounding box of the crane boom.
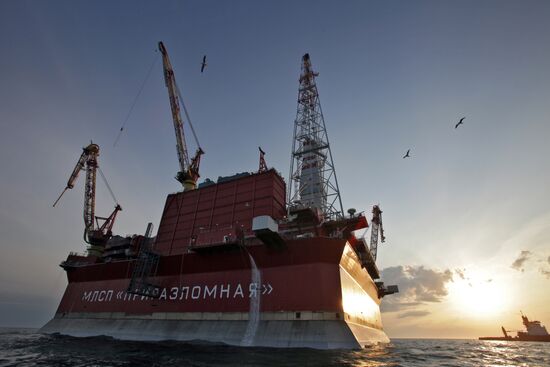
[82,144,98,235]
[53,143,122,256]
[53,148,89,208]
[158,41,204,191]
[53,143,100,233]
[369,205,385,261]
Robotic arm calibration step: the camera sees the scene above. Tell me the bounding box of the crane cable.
[98,166,119,206]
[175,79,201,150]
[114,52,160,147]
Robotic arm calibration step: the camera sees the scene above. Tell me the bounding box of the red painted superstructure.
[155,170,286,255]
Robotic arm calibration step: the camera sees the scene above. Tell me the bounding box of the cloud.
[455,268,466,280]
[380,265,454,312]
[381,301,422,313]
[511,251,550,279]
[397,310,431,319]
[539,256,550,279]
[511,250,532,272]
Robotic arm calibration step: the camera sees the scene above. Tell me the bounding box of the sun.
[447,274,509,318]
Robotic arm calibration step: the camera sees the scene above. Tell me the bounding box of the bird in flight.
[201,55,207,73]
[403,149,411,159]
[455,117,465,129]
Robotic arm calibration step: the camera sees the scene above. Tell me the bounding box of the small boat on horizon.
[479,312,550,342]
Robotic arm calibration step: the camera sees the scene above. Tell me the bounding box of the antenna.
[258,147,268,173]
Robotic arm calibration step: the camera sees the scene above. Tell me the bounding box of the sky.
[0,0,549,338]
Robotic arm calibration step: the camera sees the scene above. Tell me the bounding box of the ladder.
[127,223,161,298]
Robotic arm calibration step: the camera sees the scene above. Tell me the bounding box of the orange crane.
[369,205,385,261]
[158,41,204,191]
[53,143,122,255]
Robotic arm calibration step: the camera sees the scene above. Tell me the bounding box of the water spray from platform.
[241,253,261,346]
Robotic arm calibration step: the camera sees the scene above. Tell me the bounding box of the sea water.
[1,328,549,366]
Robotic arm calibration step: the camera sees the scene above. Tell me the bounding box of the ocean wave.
[0,332,549,367]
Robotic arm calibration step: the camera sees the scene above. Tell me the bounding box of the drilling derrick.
[288,53,344,220]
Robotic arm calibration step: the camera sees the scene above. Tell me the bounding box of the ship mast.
[288,53,344,220]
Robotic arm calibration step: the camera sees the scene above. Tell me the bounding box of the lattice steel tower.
[288,53,344,220]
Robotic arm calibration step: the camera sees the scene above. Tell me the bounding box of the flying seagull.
[200,55,207,73]
[403,149,411,159]
[455,117,465,129]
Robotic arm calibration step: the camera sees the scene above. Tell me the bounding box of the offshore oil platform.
[41,43,398,349]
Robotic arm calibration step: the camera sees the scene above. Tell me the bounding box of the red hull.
[58,239,346,315]
[42,171,393,348]
[43,239,388,348]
